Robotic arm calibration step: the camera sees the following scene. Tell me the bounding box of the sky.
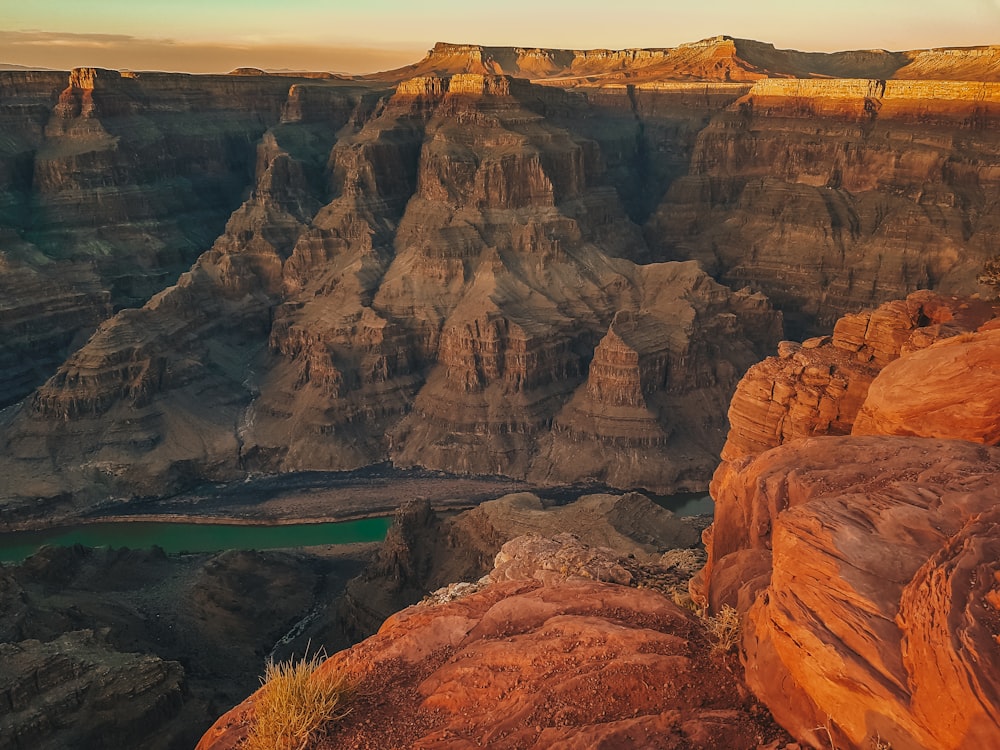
[2,0,999,74]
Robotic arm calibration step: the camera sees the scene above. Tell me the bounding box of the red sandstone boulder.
[721,292,1000,461]
[853,328,1000,444]
[692,293,1000,749]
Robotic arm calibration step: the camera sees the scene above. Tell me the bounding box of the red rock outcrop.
[853,327,1000,443]
[721,291,1000,460]
[333,491,705,644]
[697,437,1000,750]
[694,293,1000,749]
[197,537,791,750]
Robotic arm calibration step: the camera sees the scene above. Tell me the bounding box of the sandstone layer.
[197,536,792,750]
[721,291,1000,460]
[853,327,1000,443]
[693,294,1000,749]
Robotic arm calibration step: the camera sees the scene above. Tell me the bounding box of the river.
[0,468,713,563]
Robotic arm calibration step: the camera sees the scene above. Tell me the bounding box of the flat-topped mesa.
[741,78,1000,121]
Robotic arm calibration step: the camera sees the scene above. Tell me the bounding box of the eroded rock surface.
[698,437,1000,750]
[197,537,791,750]
[0,71,781,525]
[0,543,373,750]
[333,491,705,644]
[0,68,365,407]
[647,80,1000,333]
[721,291,1000,460]
[853,327,1000,443]
[0,630,184,750]
[694,294,1000,749]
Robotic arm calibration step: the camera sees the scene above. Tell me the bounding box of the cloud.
[0,30,145,47]
[0,30,421,74]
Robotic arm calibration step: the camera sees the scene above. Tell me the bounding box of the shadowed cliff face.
[0,73,781,524]
[2,45,999,522]
[647,79,1000,334]
[0,68,385,409]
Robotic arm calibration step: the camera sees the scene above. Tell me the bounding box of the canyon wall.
[2,39,999,522]
[0,73,782,525]
[0,68,382,408]
[647,78,1000,334]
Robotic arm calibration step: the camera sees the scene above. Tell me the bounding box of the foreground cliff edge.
[693,293,1000,749]
[196,294,1000,750]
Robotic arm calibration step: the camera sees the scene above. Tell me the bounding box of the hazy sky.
[2,0,998,74]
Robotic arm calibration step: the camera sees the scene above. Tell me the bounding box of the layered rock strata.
[721,291,1000,460]
[5,40,1000,519]
[0,67,384,407]
[0,630,184,750]
[377,38,1000,85]
[0,72,781,523]
[647,79,1000,332]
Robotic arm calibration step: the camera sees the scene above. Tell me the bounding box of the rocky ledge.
[197,535,792,750]
[693,295,1000,749]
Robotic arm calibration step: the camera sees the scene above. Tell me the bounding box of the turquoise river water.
[0,516,394,564]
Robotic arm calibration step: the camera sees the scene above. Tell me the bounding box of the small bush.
[244,651,352,750]
[671,588,702,614]
[704,604,741,653]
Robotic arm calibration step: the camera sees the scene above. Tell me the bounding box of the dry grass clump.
[244,651,352,750]
[703,604,742,653]
[671,588,702,614]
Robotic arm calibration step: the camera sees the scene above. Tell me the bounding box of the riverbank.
[0,467,537,532]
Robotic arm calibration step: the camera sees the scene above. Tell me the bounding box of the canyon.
[2,36,999,524]
[197,294,1000,750]
[1,34,999,750]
